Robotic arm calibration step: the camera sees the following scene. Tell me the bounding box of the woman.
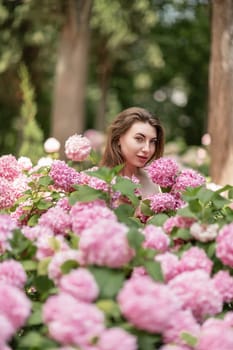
[100,107,165,198]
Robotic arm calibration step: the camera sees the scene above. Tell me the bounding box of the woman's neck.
[121,165,140,178]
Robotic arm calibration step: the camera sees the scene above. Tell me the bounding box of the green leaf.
[181,332,198,347]
[69,185,106,205]
[60,259,79,274]
[33,275,54,294]
[127,227,144,250]
[188,199,202,213]
[96,299,121,320]
[27,214,40,226]
[114,203,135,223]
[36,198,53,210]
[147,213,169,226]
[18,331,57,348]
[144,260,164,282]
[27,308,43,326]
[112,176,140,207]
[21,259,37,271]
[197,187,214,204]
[38,175,53,186]
[37,257,51,275]
[173,228,192,240]
[177,206,197,218]
[137,332,162,350]
[212,194,230,209]
[140,200,154,216]
[207,241,216,258]
[89,266,125,299]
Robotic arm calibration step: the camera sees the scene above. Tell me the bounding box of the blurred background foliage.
[0,0,210,161]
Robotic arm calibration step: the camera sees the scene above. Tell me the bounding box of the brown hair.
[100,107,165,167]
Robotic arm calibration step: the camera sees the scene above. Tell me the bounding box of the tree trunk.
[208,0,233,185]
[51,0,92,158]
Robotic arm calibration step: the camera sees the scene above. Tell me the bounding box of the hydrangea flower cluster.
[65,134,91,162]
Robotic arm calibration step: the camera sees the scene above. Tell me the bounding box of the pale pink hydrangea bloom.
[155,252,180,282]
[44,137,61,153]
[0,283,31,330]
[38,206,71,236]
[56,197,72,212]
[79,219,134,268]
[168,269,223,321]
[59,268,99,303]
[163,216,196,234]
[70,200,116,235]
[190,222,218,242]
[212,270,233,303]
[0,260,27,289]
[117,275,182,334]
[149,193,177,213]
[216,223,233,267]
[0,214,17,253]
[48,249,82,283]
[0,155,21,181]
[196,317,233,350]
[159,346,191,350]
[65,134,91,162]
[17,156,33,171]
[49,160,81,192]
[141,224,170,252]
[79,171,108,191]
[37,156,54,167]
[163,309,200,347]
[21,224,53,241]
[0,313,15,344]
[36,232,69,260]
[98,327,137,350]
[84,129,105,151]
[179,247,213,275]
[0,178,20,210]
[43,292,105,347]
[224,311,233,327]
[172,169,205,192]
[146,157,179,188]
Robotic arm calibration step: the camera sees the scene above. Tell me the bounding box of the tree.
[51,0,93,158]
[208,0,233,185]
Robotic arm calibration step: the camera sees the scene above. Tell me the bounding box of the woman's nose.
[142,142,150,152]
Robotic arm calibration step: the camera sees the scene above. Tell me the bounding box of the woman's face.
[119,121,157,172]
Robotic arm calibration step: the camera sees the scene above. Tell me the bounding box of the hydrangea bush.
[1,136,233,350]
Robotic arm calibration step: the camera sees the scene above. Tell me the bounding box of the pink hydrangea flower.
[38,207,71,236]
[0,314,15,344]
[98,327,137,350]
[117,275,182,334]
[190,222,218,242]
[79,219,134,268]
[59,268,99,303]
[196,318,233,350]
[44,137,61,153]
[17,156,33,171]
[0,155,21,181]
[213,270,233,303]
[179,247,213,275]
[146,157,179,188]
[141,224,170,252]
[0,283,31,330]
[0,214,17,253]
[35,232,69,260]
[22,224,53,241]
[0,260,27,289]
[149,193,177,213]
[163,309,200,347]
[65,134,91,162]
[50,160,81,192]
[56,197,72,211]
[216,223,233,267]
[79,170,108,191]
[43,293,105,347]
[159,346,191,350]
[155,252,180,282]
[48,249,82,283]
[163,216,196,234]
[0,178,19,210]
[70,200,116,235]
[83,129,105,151]
[224,311,233,327]
[168,270,223,321]
[172,169,205,192]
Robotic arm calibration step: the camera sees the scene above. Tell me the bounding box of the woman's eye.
[135,137,143,142]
